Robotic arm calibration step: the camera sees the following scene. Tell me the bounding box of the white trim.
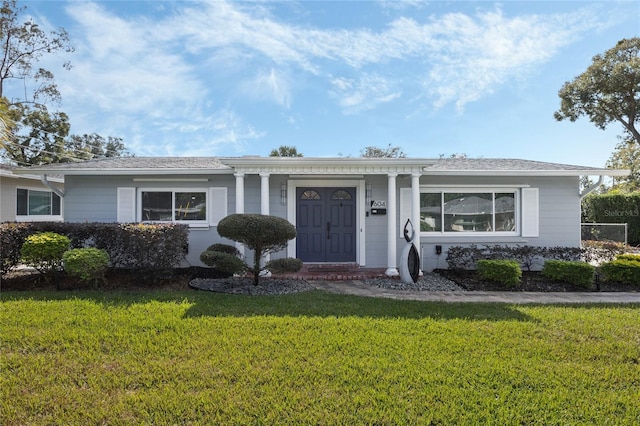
[136,187,210,227]
[15,186,63,220]
[418,188,520,237]
[117,187,136,223]
[287,179,366,266]
[420,184,530,188]
[521,188,539,237]
[133,178,209,182]
[209,187,228,226]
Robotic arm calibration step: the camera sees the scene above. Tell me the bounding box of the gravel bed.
[190,272,465,294]
[189,277,316,295]
[360,272,466,292]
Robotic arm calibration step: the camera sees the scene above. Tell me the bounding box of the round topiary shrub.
[63,248,110,286]
[20,232,70,279]
[217,214,297,285]
[205,243,241,257]
[200,250,247,276]
[265,257,303,274]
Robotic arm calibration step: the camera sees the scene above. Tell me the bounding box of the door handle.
[326,222,330,239]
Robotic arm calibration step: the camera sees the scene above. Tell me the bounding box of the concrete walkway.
[311,280,640,304]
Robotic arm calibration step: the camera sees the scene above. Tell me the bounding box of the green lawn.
[2,290,639,425]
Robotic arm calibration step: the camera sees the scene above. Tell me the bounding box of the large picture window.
[420,191,516,233]
[16,189,61,217]
[141,190,206,222]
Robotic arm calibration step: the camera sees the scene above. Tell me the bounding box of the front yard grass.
[2,290,639,424]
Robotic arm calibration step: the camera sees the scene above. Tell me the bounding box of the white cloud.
[43,0,614,157]
[330,74,401,114]
[240,68,292,108]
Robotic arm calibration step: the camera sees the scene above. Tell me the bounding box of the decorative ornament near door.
[399,219,420,284]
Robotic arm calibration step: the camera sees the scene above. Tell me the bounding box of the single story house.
[13,156,628,273]
[0,163,64,223]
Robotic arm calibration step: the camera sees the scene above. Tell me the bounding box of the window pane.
[29,190,51,215]
[174,192,206,221]
[16,189,28,215]
[444,193,492,232]
[142,192,172,221]
[52,193,61,215]
[420,193,441,232]
[495,193,516,231]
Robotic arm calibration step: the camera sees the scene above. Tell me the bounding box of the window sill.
[15,215,63,222]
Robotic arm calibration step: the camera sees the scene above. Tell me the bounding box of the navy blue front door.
[296,187,356,262]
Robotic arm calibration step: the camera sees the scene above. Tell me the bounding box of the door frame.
[287,179,366,266]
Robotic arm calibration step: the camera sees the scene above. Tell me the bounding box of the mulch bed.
[436,269,638,292]
[2,268,637,293]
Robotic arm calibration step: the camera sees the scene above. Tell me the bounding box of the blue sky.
[17,0,640,166]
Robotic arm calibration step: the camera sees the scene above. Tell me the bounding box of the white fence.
[581,223,627,245]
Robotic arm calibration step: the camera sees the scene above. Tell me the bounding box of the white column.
[260,172,270,215]
[412,173,422,275]
[234,172,245,214]
[386,173,399,277]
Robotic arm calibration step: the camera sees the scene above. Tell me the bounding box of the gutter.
[580,175,604,200]
[41,174,65,199]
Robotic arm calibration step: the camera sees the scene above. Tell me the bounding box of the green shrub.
[20,232,70,279]
[476,259,521,287]
[446,244,582,271]
[200,250,246,275]
[600,259,640,286]
[0,222,32,275]
[205,243,241,256]
[542,260,595,289]
[265,257,304,273]
[217,214,297,285]
[616,253,640,263]
[1,222,188,275]
[63,248,110,286]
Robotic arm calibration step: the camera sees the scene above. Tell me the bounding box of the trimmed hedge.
[600,259,640,286]
[447,244,582,271]
[476,259,521,287]
[542,260,595,289]
[616,253,640,263]
[1,222,188,275]
[582,193,640,245]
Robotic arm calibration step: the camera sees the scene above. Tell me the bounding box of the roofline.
[12,168,233,176]
[0,168,64,182]
[422,169,631,177]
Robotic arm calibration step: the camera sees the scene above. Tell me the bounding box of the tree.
[606,137,640,192]
[4,104,69,165]
[0,1,130,165]
[360,144,406,158]
[66,134,131,161]
[554,38,640,145]
[270,145,303,157]
[216,214,298,286]
[0,0,73,105]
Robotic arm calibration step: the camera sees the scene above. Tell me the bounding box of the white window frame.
[419,187,520,236]
[137,188,209,227]
[15,187,63,222]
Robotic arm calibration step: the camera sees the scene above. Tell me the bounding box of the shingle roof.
[425,158,604,172]
[9,156,628,177]
[13,157,231,174]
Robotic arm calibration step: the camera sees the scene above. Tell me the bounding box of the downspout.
[40,174,65,199]
[580,175,604,200]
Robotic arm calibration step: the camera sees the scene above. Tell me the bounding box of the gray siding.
[409,175,581,271]
[62,173,582,271]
